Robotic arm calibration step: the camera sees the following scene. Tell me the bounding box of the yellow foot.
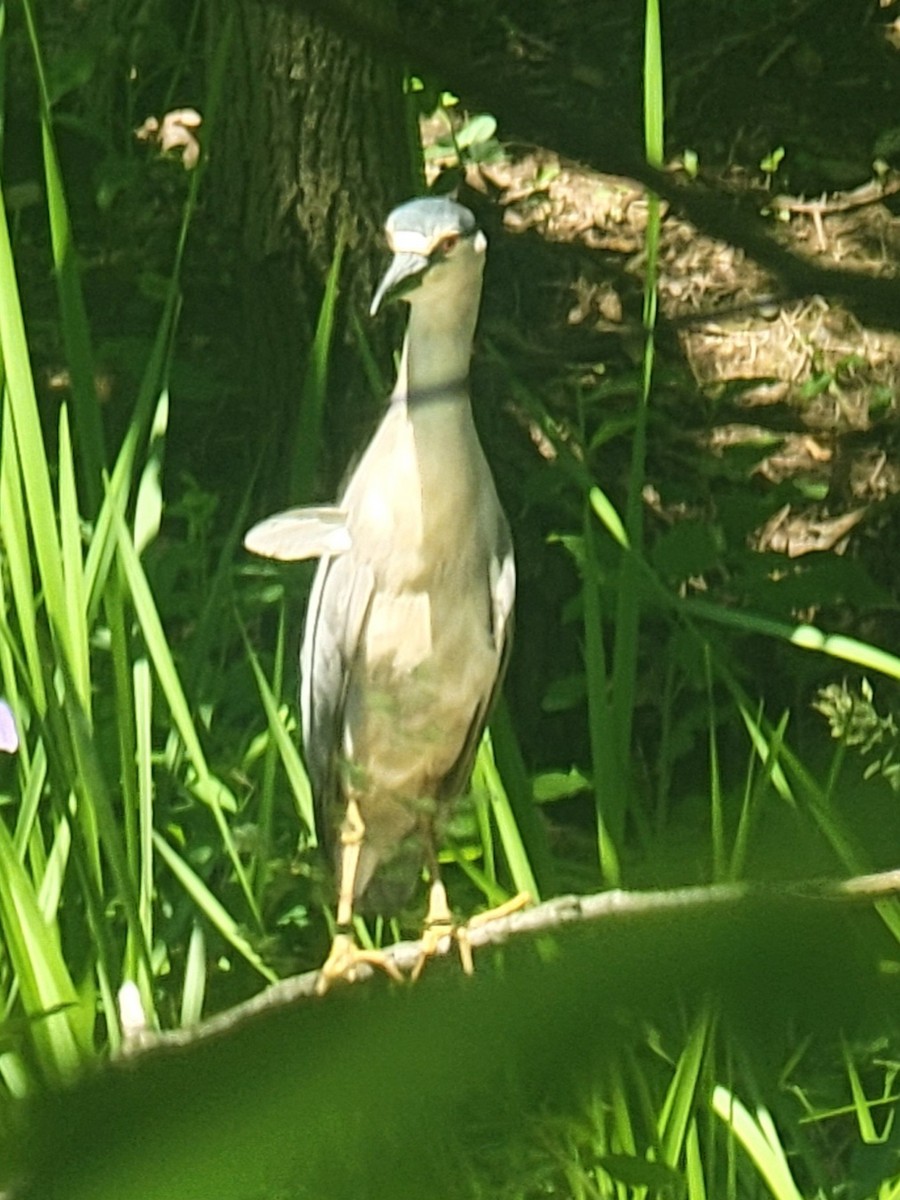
[457,891,533,975]
[315,931,403,996]
[410,886,533,982]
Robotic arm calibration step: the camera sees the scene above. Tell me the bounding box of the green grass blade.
[704,647,726,879]
[730,708,790,878]
[490,697,554,895]
[683,598,900,682]
[643,0,664,168]
[684,1119,708,1200]
[111,501,261,926]
[180,922,208,1028]
[583,500,621,884]
[53,655,152,989]
[472,730,539,902]
[20,0,106,509]
[254,604,286,896]
[290,225,346,502]
[589,485,629,549]
[0,184,67,645]
[842,1037,889,1145]
[712,1085,803,1200]
[607,0,664,809]
[0,404,46,712]
[57,405,91,713]
[12,741,47,857]
[241,625,316,844]
[110,500,221,795]
[152,832,277,984]
[133,657,155,962]
[659,1012,711,1165]
[0,814,88,1084]
[134,389,169,555]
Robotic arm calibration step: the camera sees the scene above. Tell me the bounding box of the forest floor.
[469,149,900,555]
[420,0,900,658]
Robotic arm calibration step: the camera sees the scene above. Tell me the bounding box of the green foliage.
[0,0,307,1102]
[814,678,900,792]
[0,1,899,1199]
[760,145,787,187]
[410,76,507,190]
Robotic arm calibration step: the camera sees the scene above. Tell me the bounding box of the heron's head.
[370,197,486,317]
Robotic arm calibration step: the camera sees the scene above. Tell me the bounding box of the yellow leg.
[456,891,532,975]
[316,799,403,995]
[334,798,365,930]
[410,878,455,982]
[411,880,533,982]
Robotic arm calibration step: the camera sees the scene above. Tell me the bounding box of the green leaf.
[456,113,497,148]
[532,768,590,803]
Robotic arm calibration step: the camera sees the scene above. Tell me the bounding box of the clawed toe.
[316,931,404,995]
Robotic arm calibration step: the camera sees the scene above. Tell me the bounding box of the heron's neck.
[397,294,479,405]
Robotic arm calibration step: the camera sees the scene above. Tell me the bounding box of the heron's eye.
[436,233,460,256]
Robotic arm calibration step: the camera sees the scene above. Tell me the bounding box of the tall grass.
[0,3,302,1102]
[0,2,898,1199]
[502,2,900,1197]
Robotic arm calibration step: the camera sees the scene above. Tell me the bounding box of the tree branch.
[120,866,900,1058]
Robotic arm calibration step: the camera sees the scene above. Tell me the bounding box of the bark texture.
[204,0,415,500]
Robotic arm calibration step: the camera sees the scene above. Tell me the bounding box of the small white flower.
[0,701,18,754]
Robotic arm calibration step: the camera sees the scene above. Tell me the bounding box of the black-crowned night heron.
[245,197,518,990]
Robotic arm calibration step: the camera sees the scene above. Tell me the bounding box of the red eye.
[438,234,459,255]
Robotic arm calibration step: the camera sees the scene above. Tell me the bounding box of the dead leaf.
[136,108,202,170]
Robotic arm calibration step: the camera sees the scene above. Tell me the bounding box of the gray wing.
[244,506,350,561]
[439,514,516,801]
[299,548,375,843]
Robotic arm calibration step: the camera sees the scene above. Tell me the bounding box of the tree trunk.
[203,0,416,502]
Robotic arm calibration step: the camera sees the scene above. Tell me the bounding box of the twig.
[772,177,900,218]
[770,177,900,252]
[118,866,900,1059]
